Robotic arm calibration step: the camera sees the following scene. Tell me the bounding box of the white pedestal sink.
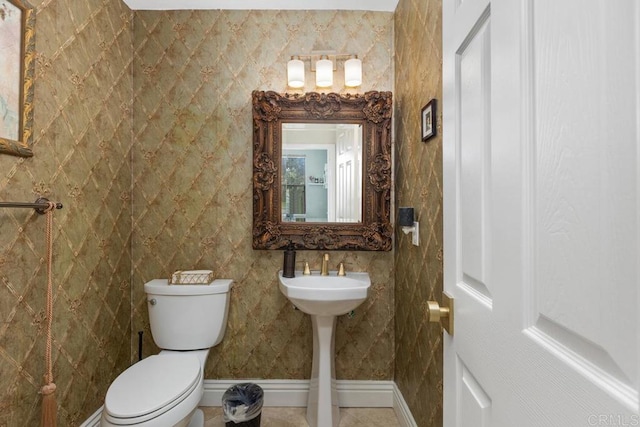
[278,270,371,427]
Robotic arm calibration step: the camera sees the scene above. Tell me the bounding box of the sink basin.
[278,269,371,427]
[278,271,371,316]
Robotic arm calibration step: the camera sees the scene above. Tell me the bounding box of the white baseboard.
[200,379,395,408]
[81,380,416,426]
[200,379,418,426]
[392,383,418,427]
[199,379,310,407]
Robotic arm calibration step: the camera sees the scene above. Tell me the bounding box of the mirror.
[282,123,362,223]
[252,91,392,251]
[0,0,35,158]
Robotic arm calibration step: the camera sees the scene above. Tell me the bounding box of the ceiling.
[121,0,399,11]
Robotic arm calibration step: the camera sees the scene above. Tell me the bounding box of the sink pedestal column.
[306,315,339,427]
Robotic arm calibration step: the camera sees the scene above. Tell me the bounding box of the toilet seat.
[103,354,202,425]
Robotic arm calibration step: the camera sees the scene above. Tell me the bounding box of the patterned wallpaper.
[394,0,444,426]
[0,0,133,425]
[0,0,444,423]
[130,10,395,381]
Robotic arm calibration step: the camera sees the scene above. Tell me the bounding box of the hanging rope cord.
[41,201,57,399]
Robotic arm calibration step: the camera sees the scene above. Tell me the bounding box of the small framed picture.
[421,99,437,142]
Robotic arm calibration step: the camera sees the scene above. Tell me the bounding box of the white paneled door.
[442,0,639,426]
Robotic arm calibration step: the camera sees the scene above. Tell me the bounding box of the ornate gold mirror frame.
[252,91,393,251]
[0,0,35,158]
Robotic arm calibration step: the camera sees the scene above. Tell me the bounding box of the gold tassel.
[41,382,57,427]
[41,203,57,427]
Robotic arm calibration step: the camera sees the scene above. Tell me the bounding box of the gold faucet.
[321,253,330,276]
[337,262,346,276]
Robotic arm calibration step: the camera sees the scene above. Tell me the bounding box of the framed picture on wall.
[421,99,437,142]
[0,0,36,158]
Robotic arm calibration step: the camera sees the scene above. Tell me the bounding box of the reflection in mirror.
[282,123,362,223]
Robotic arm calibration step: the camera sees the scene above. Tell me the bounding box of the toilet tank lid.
[144,279,233,295]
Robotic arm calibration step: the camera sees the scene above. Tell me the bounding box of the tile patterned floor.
[200,407,401,427]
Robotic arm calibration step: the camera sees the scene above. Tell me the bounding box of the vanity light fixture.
[398,207,419,246]
[287,52,363,89]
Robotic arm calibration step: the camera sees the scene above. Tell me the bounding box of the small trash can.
[222,383,264,427]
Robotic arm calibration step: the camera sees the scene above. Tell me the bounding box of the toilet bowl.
[101,351,205,426]
[101,279,233,427]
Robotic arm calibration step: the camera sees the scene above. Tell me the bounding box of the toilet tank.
[144,279,233,350]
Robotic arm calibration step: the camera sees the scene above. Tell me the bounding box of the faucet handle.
[337,262,346,276]
[303,261,311,275]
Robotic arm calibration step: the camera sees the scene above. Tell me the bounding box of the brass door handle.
[426,293,454,335]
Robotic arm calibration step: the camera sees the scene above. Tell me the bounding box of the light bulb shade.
[287,57,305,88]
[315,57,333,87]
[344,56,362,87]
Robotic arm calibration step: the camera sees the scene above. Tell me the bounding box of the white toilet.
[101,278,233,427]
